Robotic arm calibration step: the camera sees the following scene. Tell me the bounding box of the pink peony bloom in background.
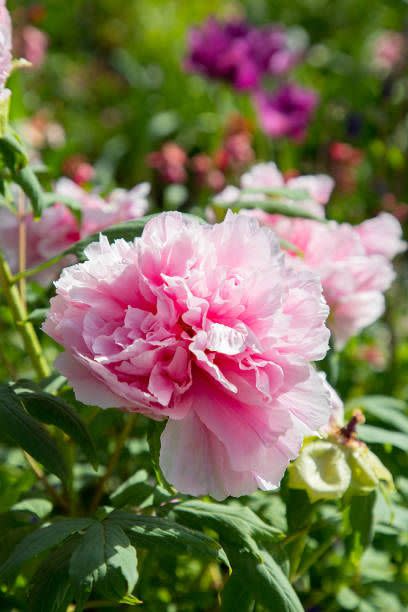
[216,162,334,218]
[372,31,407,73]
[43,211,331,500]
[255,215,396,348]
[254,84,318,141]
[355,212,406,260]
[0,0,12,100]
[0,179,150,283]
[19,25,48,68]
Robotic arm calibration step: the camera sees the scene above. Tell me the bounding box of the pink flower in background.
[20,25,48,67]
[256,215,396,347]
[0,0,12,100]
[0,179,150,283]
[373,31,407,72]
[254,85,318,141]
[217,162,334,217]
[355,212,406,260]
[43,211,331,500]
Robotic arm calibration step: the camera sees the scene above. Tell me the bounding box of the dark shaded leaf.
[69,521,138,601]
[108,510,229,568]
[0,518,94,580]
[19,391,98,468]
[0,385,69,482]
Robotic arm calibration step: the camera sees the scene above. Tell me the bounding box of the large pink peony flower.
[0,179,150,283]
[255,215,396,347]
[43,211,332,500]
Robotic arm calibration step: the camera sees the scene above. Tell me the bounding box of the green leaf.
[0,464,36,512]
[347,395,406,413]
[108,510,230,568]
[357,425,408,451]
[110,469,171,509]
[19,391,98,469]
[225,549,303,612]
[349,492,376,553]
[69,521,138,601]
[43,193,83,223]
[241,187,310,201]
[11,498,53,520]
[221,570,255,612]
[215,196,325,222]
[29,538,78,612]
[62,215,157,261]
[12,166,45,218]
[56,212,204,262]
[0,518,94,580]
[0,385,69,482]
[173,500,283,558]
[0,132,29,172]
[346,396,408,434]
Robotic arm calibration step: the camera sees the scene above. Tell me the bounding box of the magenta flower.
[254,215,397,347]
[20,25,48,68]
[43,211,331,500]
[255,84,318,140]
[186,18,300,91]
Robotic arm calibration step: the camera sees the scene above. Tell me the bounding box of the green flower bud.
[288,440,351,503]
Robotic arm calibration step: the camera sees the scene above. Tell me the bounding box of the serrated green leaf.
[357,425,408,451]
[0,518,94,580]
[108,510,230,568]
[0,385,69,482]
[19,391,98,469]
[173,500,283,558]
[69,521,138,601]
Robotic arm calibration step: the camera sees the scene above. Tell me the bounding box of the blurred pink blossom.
[252,214,396,347]
[0,179,150,284]
[20,24,47,67]
[43,211,331,500]
[217,162,334,217]
[373,31,407,72]
[0,0,12,100]
[355,212,406,259]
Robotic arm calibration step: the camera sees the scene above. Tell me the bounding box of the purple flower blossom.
[0,0,12,91]
[254,84,318,140]
[185,17,300,91]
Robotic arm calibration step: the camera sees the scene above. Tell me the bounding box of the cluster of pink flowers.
[186,17,317,141]
[44,211,332,500]
[219,162,405,347]
[0,178,149,283]
[0,0,12,102]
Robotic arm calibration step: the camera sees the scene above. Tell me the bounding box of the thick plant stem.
[89,414,136,514]
[0,250,50,379]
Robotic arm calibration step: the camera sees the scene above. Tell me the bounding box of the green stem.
[89,414,136,513]
[0,250,50,379]
[11,253,63,283]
